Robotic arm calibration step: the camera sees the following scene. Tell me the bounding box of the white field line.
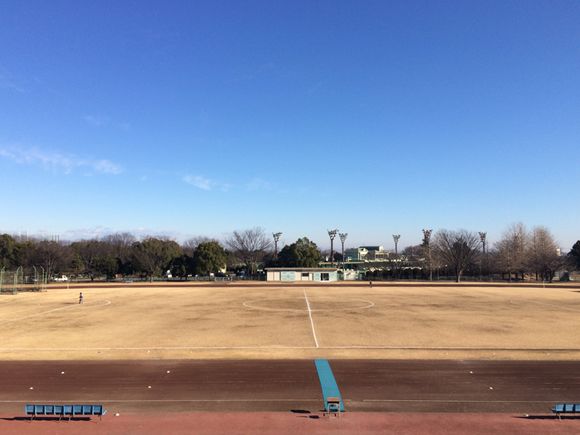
[0,300,111,325]
[1,345,579,352]
[303,289,319,348]
[362,399,559,403]
[0,399,320,403]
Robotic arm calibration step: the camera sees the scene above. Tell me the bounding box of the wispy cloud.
[183,175,213,190]
[0,68,26,93]
[246,177,273,191]
[182,175,232,192]
[83,114,108,127]
[83,114,131,131]
[0,145,123,175]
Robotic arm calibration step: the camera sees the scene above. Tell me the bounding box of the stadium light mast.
[422,229,433,281]
[272,232,282,259]
[478,231,487,281]
[339,232,348,265]
[327,229,338,265]
[478,232,487,254]
[392,234,401,255]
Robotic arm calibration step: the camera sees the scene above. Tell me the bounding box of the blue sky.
[0,1,579,250]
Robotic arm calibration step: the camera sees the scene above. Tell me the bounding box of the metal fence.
[0,267,47,294]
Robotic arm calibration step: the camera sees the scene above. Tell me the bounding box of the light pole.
[339,233,348,264]
[392,234,401,255]
[272,232,282,259]
[478,231,487,281]
[327,229,338,265]
[422,229,433,281]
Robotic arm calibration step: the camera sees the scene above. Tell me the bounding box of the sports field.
[1,282,579,361]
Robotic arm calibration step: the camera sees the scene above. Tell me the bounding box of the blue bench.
[551,403,580,419]
[25,404,106,420]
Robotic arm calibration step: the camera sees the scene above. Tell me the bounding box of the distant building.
[266,267,338,282]
[345,245,391,262]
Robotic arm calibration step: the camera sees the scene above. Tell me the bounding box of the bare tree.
[433,229,480,282]
[182,236,215,257]
[493,223,527,281]
[226,227,272,274]
[526,226,561,282]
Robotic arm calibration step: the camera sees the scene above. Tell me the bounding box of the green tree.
[131,238,182,279]
[193,241,227,275]
[568,241,580,270]
[95,254,119,280]
[170,254,195,280]
[277,237,321,268]
[0,234,18,269]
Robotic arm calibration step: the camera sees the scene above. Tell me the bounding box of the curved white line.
[243,298,375,312]
[0,299,111,325]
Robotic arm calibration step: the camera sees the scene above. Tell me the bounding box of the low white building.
[266,268,338,282]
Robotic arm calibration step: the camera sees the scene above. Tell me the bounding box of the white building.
[266,268,338,282]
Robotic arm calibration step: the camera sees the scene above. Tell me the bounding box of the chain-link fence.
[0,266,47,294]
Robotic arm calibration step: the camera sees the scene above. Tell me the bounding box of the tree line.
[0,225,578,282]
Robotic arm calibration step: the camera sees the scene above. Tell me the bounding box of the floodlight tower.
[478,232,487,254]
[392,234,401,255]
[339,232,348,264]
[478,231,487,281]
[422,229,433,281]
[273,232,282,259]
[327,229,338,265]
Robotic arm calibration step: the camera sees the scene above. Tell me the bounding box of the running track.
[1,360,579,414]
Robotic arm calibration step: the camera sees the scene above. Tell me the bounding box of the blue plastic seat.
[54,405,64,415]
[34,405,44,415]
[93,405,103,415]
[553,404,565,413]
[575,404,580,413]
[63,405,73,415]
[25,404,34,415]
[73,405,82,415]
[565,404,574,412]
[82,405,92,415]
[45,405,54,415]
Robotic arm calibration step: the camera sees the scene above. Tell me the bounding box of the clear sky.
[0,1,578,250]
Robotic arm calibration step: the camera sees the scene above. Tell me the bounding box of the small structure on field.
[266,267,338,282]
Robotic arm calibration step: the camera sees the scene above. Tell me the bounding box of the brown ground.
[1,359,579,434]
[2,412,579,435]
[2,283,580,433]
[1,282,580,360]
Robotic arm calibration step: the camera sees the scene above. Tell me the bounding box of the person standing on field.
[79,292,84,304]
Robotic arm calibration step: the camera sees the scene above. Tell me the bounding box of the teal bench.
[25,404,106,420]
[551,403,580,419]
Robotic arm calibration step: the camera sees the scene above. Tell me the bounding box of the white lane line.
[1,345,579,352]
[0,345,317,351]
[0,399,321,403]
[0,300,111,325]
[363,399,558,403]
[303,289,319,348]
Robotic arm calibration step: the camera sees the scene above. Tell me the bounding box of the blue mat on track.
[314,359,345,412]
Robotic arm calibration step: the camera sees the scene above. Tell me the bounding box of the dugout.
[266,267,338,282]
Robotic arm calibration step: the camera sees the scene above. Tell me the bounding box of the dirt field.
[1,282,580,360]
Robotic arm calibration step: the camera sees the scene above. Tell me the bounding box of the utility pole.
[422,229,433,281]
[272,232,282,259]
[327,229,338,265]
